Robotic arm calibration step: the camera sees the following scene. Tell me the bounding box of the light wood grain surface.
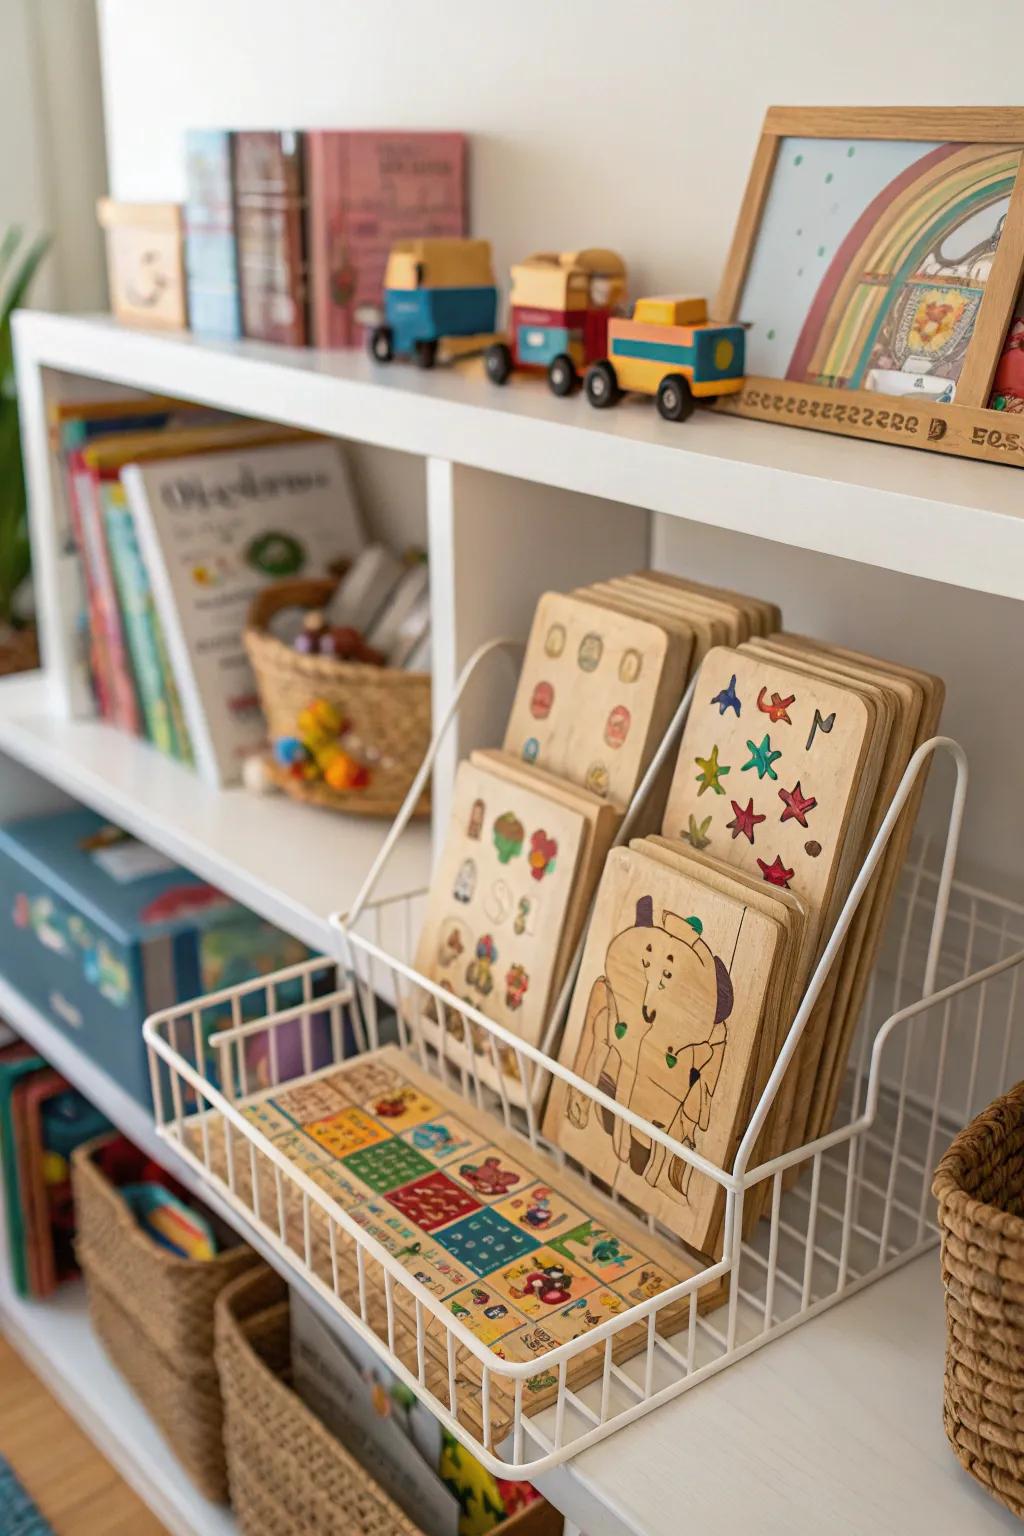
[0,1333,169,1536]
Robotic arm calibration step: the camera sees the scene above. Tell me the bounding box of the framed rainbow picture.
[715,108,1024,468]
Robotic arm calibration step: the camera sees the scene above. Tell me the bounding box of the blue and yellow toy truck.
[584,295,745,421]
[366,239,499,369]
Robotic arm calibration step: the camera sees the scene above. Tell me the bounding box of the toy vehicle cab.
[584,295,745,421]
[367,238,499,368]
[485,249,627,396]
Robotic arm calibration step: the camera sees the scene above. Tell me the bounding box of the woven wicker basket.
[244,576,431,818]
[216,1266,427,1535]
[72,1136,260,1501]
[933,1081,1024,1519]
[217,1267,564,1536]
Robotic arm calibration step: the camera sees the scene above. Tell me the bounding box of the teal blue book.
[0,1050,45,1295]
[102,479,193,763]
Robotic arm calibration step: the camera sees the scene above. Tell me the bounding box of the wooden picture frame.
[714,108,1024,468]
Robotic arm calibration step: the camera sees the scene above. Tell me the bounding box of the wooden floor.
[0,1334,168,1535]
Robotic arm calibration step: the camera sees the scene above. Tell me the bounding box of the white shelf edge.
[15,309,1024,603]
[0,673,430,960]
[0,1282,236,1536]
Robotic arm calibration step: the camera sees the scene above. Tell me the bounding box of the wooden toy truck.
[365,239,499,368]
[584,296,745,421]
[484,249,627,396]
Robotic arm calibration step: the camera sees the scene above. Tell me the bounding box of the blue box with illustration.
[0,808,311,1107]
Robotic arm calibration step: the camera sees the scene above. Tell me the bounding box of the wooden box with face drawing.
[543,844,785,1257]
[413,760,589,1078]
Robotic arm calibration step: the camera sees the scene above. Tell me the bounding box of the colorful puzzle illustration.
[412,758,589,1054]
[662,647,877,939]
[239,1048,705,1366]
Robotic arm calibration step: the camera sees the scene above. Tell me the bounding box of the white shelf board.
[0,672,430,956]
[0,1281,236,1536]
[546,1251,1018,1536]
[16,309,1024,602]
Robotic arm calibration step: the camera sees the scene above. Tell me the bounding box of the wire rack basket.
[144,645,1024,1478]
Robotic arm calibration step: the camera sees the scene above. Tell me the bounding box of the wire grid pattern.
[144,839,1024,1476]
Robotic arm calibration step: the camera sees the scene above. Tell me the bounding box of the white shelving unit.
[3,308,1022,1536]
[0,672,431,953]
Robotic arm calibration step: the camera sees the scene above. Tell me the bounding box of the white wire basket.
[143,646,1024,1478]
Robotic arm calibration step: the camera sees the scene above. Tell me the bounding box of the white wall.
[0,0,107,311]
[94,0,1024,892]
[97,0,1024,297]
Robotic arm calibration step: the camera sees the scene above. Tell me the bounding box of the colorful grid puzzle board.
[238,1047,724,1392]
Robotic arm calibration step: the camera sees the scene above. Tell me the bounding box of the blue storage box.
[0,809,310,1106]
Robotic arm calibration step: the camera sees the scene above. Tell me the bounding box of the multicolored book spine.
[184,129,241,341]
[102,477,192,762]
[57,405,178,722]
[68,449,142,735]
[234,131,308,345]
[305,131,467,348]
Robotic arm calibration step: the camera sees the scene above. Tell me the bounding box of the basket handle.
[246,576,339,635]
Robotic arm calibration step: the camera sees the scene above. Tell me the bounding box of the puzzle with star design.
[238,1046,723,1378]
[661,646,883,949]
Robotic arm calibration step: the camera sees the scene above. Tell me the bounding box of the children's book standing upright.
[184,129,241,340]
[305,132,467,348]
[123,438,365,785]
[234,131,308,346]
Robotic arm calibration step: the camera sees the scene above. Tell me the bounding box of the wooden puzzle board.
[662,647,879,952]
[783,641,942,1145]
[469,749,622,997]
[635,835,803,1249]
[753,637,916,1151]
[731,642,891,1153]
[543,845,784,1256]
[413,760,588,1057]
[612,576,744,645]
[640,571,781,640]
[215,1045,725,1443]
[503,592,692,810]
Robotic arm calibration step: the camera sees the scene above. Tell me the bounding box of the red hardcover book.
[305,131,467,348]
[234,131,308,346]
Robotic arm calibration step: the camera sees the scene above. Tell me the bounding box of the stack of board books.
[51,396,366,787]
[183,129,467,347]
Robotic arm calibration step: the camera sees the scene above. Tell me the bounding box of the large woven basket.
[72,1136,260,1501]
[215,1266,428,1535]
[933,1081,1024,1518]
[245,576,431,818]
[216,1268,563,1536]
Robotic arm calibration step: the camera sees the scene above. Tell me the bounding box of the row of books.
[185,130,467,347]
[53,396,365,786]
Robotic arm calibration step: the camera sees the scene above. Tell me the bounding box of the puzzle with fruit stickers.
[239,1046,725,1389]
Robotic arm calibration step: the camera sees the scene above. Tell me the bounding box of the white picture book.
[123,438,364,785]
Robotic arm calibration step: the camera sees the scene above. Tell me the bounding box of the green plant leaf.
[0,224,48,622]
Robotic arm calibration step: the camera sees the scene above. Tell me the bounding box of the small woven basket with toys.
[244,575,431,818]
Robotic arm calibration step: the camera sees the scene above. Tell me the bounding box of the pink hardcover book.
[305,131,467,349]
[69,449,142,734]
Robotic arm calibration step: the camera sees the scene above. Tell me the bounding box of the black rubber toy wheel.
[656,372,695,422]
[485,342,514,385]
[547,353,577,397]
[369,326,393,363]
[585,360,619,409]
[414,338,438,369]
